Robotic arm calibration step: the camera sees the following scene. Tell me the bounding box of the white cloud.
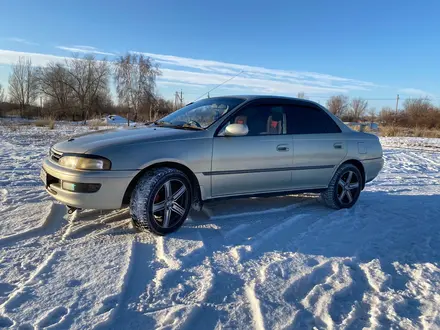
[56,45,115,56]
[0,48,379,98]
[138,52,377,91]
[6,37,39,46]
[72,45,97,50]
[0,49,66,66]
[160,68,351,95]
[157,80,206,89]
[399,88,435,98]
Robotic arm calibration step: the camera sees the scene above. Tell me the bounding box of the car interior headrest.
[271,111,283,122]
[235,116,247,125]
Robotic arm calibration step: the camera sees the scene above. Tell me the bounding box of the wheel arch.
[122,161,201,205]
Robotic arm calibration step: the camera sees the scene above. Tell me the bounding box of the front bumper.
[41,157,139,209]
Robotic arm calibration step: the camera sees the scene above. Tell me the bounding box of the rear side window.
[286,105,341,134]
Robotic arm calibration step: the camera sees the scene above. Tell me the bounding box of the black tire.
[130,167,192,235]
[320,163,362,210]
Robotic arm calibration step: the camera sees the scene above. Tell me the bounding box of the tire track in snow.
[281,261,334,329]
[0,250,61,313]
[0,204,136,328]
[0,202,66,248]
[94,236,157,330]
[403,152,440,172]
[64,209,131,241]
[328,262,372,329]
[36,306,69,329]
[176,227,232,330]
[145,221,244,329]
[230,208,339,264]
[298,262,345,329]
[175,201,340,328]
[145,232,206,302]
[381,144,440,153]
[180,203,330,329]
[245,280,265,330]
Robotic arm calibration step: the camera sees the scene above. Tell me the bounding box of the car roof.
[208,94,323,107]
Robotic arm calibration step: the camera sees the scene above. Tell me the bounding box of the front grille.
[50,148,63,163]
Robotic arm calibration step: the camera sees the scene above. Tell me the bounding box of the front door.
[210,103,293,197]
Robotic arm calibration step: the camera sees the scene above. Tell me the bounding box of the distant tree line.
[1,58,440,130]
[0,54,174,122]
[325,94,440,129]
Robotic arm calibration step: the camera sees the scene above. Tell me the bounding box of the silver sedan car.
[41,95,384,235]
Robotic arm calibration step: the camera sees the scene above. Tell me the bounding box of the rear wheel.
[130,168,192,235]
[320,164,362,209]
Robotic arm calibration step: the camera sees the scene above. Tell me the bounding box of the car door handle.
[276,144,290,152]
[334,142,343,149]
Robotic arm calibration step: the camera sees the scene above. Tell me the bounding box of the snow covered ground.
[381,137,440,152]
[0,124,440,329]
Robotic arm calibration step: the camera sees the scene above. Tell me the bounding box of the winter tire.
[130,167,192,235]
[320,163,362,210]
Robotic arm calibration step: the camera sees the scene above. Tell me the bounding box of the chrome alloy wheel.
[152,179,189,228]
[337,170,360,205]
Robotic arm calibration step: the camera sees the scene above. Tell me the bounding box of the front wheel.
[320,164,362,209]
[130,168,192,235]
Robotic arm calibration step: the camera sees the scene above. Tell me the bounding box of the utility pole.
[40,96,43,117]
[174,90,184,109]
[395,94,400,114]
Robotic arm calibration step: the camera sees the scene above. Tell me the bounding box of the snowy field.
[1,123,440,329]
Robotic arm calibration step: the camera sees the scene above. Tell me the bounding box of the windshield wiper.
[153,120,171,126]
[174,124,204,130]
[153,121,204,130]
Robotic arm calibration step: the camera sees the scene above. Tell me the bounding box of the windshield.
[155,97,246,129]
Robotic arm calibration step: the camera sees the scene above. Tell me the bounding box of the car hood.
[53,126,202,154]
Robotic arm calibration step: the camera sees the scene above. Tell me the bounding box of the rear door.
[285,103,348,189]
[210,102,293,197]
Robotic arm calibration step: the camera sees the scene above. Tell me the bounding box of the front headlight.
[58,155,111,170]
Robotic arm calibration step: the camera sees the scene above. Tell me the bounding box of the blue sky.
[0,0,439,110]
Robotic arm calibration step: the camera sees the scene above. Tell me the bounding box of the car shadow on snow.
[187,191,440,265]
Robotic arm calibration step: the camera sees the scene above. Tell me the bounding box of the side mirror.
[224,123,249,136]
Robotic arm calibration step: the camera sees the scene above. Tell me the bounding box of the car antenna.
[192,70,245,102]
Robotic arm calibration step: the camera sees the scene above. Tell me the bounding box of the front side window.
[155,97,245,129]
[286,105,341,134]
[219,104,287,136]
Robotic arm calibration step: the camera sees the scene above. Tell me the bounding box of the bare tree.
[36,62,74,118]
[0,83,5,103]
[326,95,349,117]
[350,97,368,121]
[91,88,114,119]
[378,106,395,125]
[403,97,432,116]
[114,53,161,122]
[8,57,39,116]
[402,97,433,128]
[297,91,305,99]
[368,107,376,122]
[63,55,110,122]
